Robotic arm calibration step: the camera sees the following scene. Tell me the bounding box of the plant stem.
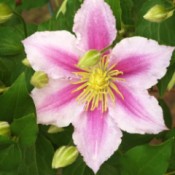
[13,11,28,37]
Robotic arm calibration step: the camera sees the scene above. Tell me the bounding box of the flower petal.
[31,78,83,127]
[109,83,167,134]
[22,31,81,79]
[72,107,122,173]
[111,37,174,89]
[73,0,116,51]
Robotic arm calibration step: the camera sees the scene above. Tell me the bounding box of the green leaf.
[0,53,26,86]
[0,0,15,9]
[62,156,93,175]
[0,143,22,171]
[105,0,122,30]
[39,0,81,31]
[0,25,24,56]
[120,0,134,25]
[63,152,121,175]
[36,134,55,175]
[121,132,154,151]
[158,58,175,96]
[56,0,81,31]
[135,0,175,46]
[42,125,73,147]
[38,17,60,31]
[11,113,38,146]
[159,99,172,129]
[17,145,39,175]
[0,73,35,121]
[0,135,12,148]
[18,0,49,10]
[120,139,174,175]
[17,135,55,175]
[0,57,14,84]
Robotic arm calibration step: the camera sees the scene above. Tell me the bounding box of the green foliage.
[159,99,172,128]
[120,139,174,175]
[0,74,35,121]
[106,0,122,30]
[11,114,38,146]
[0,25,24,56]
[120,0,134,25]
[158,53,175,96]
[0,143,22,171]
[0,0,174,175]
[63,153,121,175]
[135,0,175,46]
[36,134,56,175]
[39,0,81,31]
[17,0,49,10]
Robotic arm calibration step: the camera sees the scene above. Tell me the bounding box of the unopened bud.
[143,4,174,23]
[22,58,31,67]
[52,146,79,169]
[0,121,10,137]
[168,72,175,90]
[48,125,64,134]
[0,3,13,24]
[30,71,49,89]
[78,50,101,68]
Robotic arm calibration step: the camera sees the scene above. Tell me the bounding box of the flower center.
[72,56,124,112]
[88,68,109,91]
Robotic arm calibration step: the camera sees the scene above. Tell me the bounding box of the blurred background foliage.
[0,0,175,175]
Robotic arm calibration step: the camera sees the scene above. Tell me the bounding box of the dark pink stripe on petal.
[23,31,82,79]
[116,84,151,121]
[86,108,107,154]
[40,46,80,72]
[73,0,116,51]
[115,55,150,77]
[38,84,81,112]
[72,106,122,173]
[87,8,110,50]
[109,82,166,134]
[111,37,174,89]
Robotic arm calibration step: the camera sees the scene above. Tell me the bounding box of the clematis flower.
[22,0,174,173]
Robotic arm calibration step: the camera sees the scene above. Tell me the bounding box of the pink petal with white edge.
[109,83,167,134]
[110,37,175,89]
[31,78,83,127]
[72,107,122,173]
[73,0,116,52]
[22,31,82,79]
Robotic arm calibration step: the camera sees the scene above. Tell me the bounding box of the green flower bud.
[52,146,79,169]
[0,3,13,24]
[48,125,64,134]
[143,4,174,23]
[22,58,31,67]
[0,121,10,137]
[168,72,175,90]
[78,50,101,68]
[30,71,49,89]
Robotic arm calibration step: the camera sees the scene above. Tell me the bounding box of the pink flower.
[22,0,174,173]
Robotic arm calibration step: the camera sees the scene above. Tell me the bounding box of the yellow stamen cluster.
[73,56,124,112]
